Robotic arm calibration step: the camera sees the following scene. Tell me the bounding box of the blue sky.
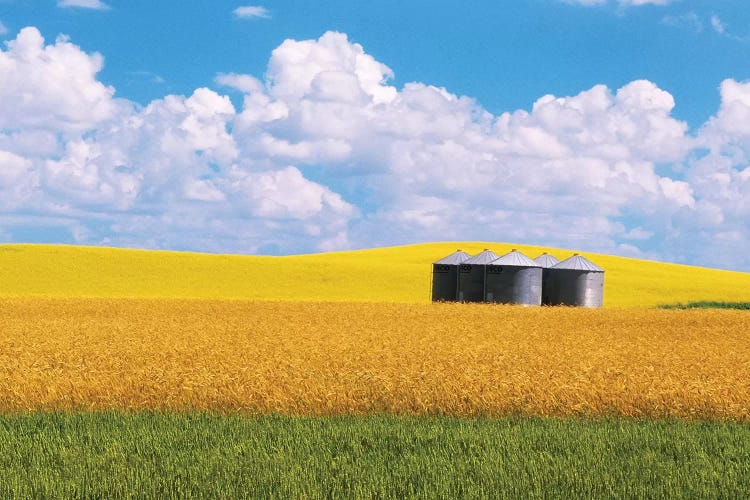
[1,0,750,270]
[6,0,748,126]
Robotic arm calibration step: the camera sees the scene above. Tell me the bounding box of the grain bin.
[485,249,543,305]
[431,250,471,302]
[458,249,500,303]
[547,254,604,307]
[534,252,560,306]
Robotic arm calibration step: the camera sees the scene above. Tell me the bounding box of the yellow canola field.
[2,298,748,420]
[2,242,750,307]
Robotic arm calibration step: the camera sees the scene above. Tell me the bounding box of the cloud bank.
[1,27,750,270]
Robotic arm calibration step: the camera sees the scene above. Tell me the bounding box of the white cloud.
[57,0,109,10]
[233,6,271,19]
[700,79,750,146]
[3,27,750,269]
[0,150,33,186]
[0,27,355,254]
[266,32,397,104]
[710,15,726,35]
[216,73,264,94]
[236,166,355,220]
[0,27,124,133]
[220,31,750,268]
[0,21,8,36]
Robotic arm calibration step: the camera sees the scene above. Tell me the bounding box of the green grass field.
[1,413,748,499]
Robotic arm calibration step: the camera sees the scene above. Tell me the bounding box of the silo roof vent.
[552,254,604,272]
[491,249,540,267]
[433,250,471,265]
[463,249,500,265]
[534,253,560,268]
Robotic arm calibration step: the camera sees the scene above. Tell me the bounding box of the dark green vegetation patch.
[660,301,750,310]
[0,413,749,498]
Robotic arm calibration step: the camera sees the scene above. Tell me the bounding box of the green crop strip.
[659,301,750,310]
[0,413,749,498]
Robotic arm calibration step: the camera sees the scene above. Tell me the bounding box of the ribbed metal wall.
[457,250,499,303]
[434,250,603,308]
[485,265,542,305]
[534,253,560,306]
[458,263,486,303]
[432,264,458,301]
[546,270,604,307]
[432,250,471,302]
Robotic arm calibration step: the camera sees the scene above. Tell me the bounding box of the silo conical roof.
[534,253,560,268]
[552,254,604,272]
[490,249,540,267]
[434,250,471,265]
[463,249,500,265]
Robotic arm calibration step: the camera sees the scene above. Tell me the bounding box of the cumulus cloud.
[57,0,110,10]
[2,26,750,269]
[221,33,696,260]
[265,32,397,104]
[233,6,271,19]
[216,73,264,94]
[0,27,355,254]
[0,27,123,133]
[199,32,750,269]
[700,79,750,150]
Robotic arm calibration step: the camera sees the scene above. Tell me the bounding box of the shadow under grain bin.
[546,254,605,308]
[431,250,471,302]
[485,249,543,306]
[457,249,500,303]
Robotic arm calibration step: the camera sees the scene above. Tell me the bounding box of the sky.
[1,1,750,270]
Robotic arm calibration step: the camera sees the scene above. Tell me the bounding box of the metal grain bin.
[547,254,605,308]
[485,249,542,306]
[534,253,560,306]
[431,250,471,302]
[458,249,500,303]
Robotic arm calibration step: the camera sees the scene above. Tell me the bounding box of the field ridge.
[2,242,750,306]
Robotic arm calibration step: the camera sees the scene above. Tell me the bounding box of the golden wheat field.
[2,242,750,306]
[1,298,748,420]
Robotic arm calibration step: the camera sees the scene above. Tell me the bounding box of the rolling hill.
[1,242,749,307]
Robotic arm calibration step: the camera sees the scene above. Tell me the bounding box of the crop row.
[1,298,748,419]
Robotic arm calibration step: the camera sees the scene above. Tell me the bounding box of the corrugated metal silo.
[457,249,500,303]
[485,249,543,305]
[547,254,605,308]
[534,252,560,306]
[431,250,471,302]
